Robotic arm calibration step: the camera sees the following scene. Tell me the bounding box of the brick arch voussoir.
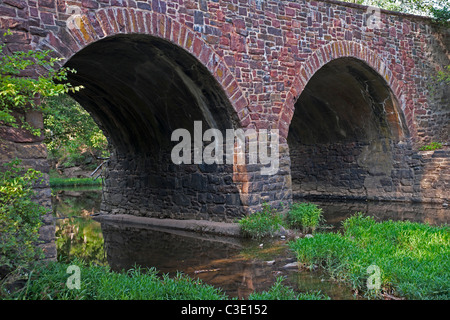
[280,40,413,141]
[44,8,248,128]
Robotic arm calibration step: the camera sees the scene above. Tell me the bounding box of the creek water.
[52,187,448,300]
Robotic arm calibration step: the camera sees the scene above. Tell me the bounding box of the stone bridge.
[1,0,449,255]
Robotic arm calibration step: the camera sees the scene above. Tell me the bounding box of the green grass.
[248,277,329,300]
[238,203,285,239]
[3,261,228,300]
[2,261,329,300]
[286,202,324,233]
[49,177,102,188]
[289,213,450,300]
[238,202,326,239]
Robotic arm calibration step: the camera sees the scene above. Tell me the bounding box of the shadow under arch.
[64,34,246,221]
[288,56,412,201]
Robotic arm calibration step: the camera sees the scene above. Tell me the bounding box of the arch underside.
[65,34,245,221]
[288,57,411,201]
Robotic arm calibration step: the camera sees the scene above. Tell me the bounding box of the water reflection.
[52,187,106,265]
[99,221,357,299]
[302,198,449,228]
[52,189,448,299]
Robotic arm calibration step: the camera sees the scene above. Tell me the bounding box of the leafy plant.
[419,142,443,151]
[238,203,285,239]
[287,202,324,233]
[0,30,82,135]
[436,65,450,84]
[0,159,47,276]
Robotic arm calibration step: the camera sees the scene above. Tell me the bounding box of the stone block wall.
[290,140,449,204]
[101,148,245,222]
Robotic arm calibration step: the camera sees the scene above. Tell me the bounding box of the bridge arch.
[286,43,414,201]
[42,9,249,126]
[40,11,253,221]
[279,41,416,141]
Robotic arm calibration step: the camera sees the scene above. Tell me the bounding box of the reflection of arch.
[279,41,415,140]
[41,10,253,220]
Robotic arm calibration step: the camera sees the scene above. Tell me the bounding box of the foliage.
[346,0,449,22]
[238,203,285,239]
[289,213,450,299]
[419,142,443,151]
[436,65,450,84]
[0,159,47,274]
[248,276,329,300]
[43,94,109,165]
[287,202,324,233]
[0,31,81,136]
[0,32,109,174]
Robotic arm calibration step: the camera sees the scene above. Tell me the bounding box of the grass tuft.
[238,203,285,239]
[286,202,324,233]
